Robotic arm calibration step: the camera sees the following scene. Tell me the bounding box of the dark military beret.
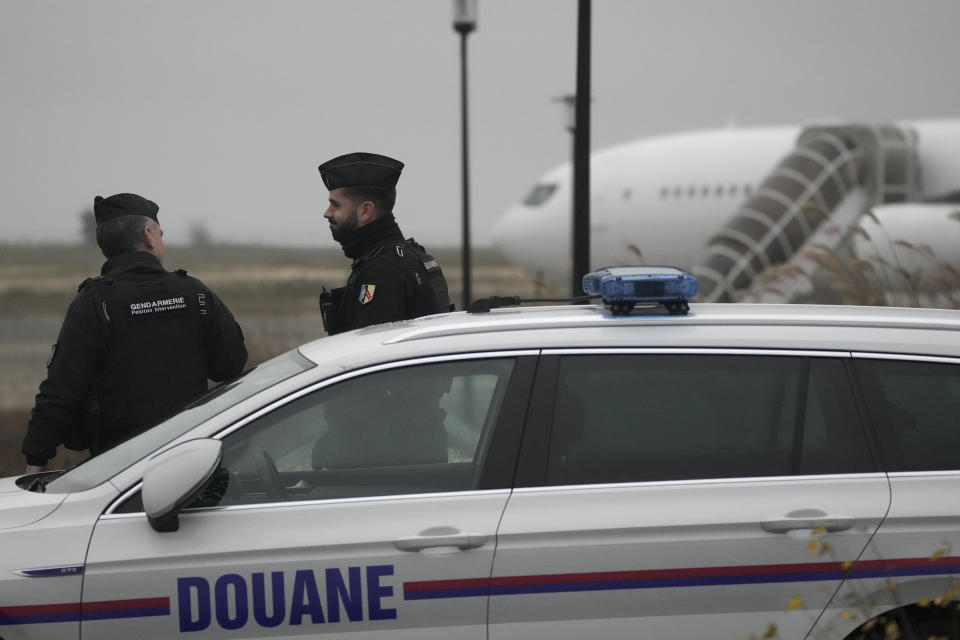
[93,193,159,224]
[318,152,404,190]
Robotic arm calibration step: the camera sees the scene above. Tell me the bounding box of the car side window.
[855,358,960,472]
[207,358,516,505]
[545,354,872,485]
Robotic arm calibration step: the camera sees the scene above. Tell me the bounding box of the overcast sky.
[2,0,959,249]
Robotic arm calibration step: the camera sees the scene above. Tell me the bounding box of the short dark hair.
[342,184,397,216]
[96,215,155,258]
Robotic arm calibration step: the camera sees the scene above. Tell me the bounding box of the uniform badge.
[359,284,376,304]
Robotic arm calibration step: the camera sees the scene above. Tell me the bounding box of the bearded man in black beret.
[21,193,247,473]
[317,152,451,335]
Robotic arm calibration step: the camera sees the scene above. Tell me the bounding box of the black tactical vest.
[82,270,208,451]
[346,237,452,319]
[321,238,452,335]
[404,237,452,314]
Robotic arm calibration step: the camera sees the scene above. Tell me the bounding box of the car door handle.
[761,509,855,534]
[394,526,488,552]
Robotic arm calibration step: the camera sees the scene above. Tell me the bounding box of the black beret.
[318,152,404,190]
[93,193,159,224]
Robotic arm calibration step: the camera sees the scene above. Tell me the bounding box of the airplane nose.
[490,201,570,280]
[490,204,534,264]
[489,205,517,252]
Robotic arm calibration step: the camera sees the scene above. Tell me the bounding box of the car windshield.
[44,349,315,494]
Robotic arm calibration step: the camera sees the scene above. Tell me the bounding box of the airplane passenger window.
[673,186,682,197]
[701,185,710,196]
[687,185,696,197]
[715,185,723,196]
[660,186,668,199]
[522,183,558,206]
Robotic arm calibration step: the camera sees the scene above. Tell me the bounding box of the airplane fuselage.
[492,119,960,298]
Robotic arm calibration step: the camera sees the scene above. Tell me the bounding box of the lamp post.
[553,2,592,299]
[453,0,477,310]
[571,0,591,299]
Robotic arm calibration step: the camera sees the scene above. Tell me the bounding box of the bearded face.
[324,188,362,243]
[329,205,360,243]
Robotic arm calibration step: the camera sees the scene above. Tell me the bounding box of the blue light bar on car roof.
[582,265,698,315]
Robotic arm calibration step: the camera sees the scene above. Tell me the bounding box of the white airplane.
[490,119,960,305]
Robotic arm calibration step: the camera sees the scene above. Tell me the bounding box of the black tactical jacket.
[325,214,450,335]
[22,251,247,466]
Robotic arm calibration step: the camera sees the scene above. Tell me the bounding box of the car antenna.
[467,294,598,313]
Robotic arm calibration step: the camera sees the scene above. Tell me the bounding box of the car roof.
[296,303,960,375]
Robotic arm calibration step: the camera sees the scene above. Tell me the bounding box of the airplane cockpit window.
[523,183,558,206]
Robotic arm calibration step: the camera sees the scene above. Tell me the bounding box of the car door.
[81,353,535,639]
[489,350,889,640]
[804,354,960,636]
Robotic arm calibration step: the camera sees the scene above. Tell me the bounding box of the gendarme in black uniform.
[22,194,247,468]
[324,212,447,333]
[318,152,450,335]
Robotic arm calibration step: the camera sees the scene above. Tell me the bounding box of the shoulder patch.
[359,284,376,304]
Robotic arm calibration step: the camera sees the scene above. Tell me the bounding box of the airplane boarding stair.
[693,124,920,302]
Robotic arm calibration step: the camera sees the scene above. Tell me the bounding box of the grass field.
[0,242,552,477]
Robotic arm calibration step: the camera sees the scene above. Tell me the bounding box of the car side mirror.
[142,438,223,533]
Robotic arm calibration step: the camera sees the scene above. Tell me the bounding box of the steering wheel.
[253,451,287,502]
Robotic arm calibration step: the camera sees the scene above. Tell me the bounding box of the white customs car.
[3,266,960,640]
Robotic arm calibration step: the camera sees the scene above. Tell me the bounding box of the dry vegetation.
[736,209,960,309]
[0,242,549,477]
[805,210,960,308]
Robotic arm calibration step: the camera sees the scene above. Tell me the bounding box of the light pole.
[453,0,477,310]
[571,0,591,299]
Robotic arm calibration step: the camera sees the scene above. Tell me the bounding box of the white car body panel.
[83,491,509,638]
[811,472,960,639]
[490,475,889,640]
[0,476,66,530]
[0,483,117,639]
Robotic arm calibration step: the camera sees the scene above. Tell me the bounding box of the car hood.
[0,475,67,529]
